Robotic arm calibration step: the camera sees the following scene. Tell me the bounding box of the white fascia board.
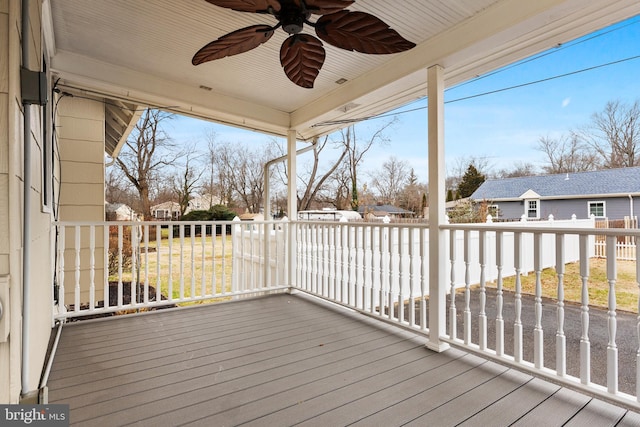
[51,50,291,137]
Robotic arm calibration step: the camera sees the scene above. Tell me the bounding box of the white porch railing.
[53,217,640,408]
[52,219,289,320]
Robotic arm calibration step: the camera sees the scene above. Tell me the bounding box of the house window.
[488,204,500,218]
[588,201,606,218]
[526,199,539,219]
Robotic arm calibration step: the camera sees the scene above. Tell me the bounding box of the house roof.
[471,167,640,201]
[151,201,180,211]
[359,204,413,216]
[46,0,640,142]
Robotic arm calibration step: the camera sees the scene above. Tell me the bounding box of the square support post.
[286,130,298,292]
[427,65,450,352]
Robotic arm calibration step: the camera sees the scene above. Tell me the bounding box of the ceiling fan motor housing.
[277,2,311,34]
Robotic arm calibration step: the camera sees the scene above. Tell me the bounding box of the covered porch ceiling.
[46,0,640,142]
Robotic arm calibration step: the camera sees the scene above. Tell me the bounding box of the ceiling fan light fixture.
[195,0,416,88]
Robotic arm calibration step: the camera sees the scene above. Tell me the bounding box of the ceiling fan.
[192,0,416,89]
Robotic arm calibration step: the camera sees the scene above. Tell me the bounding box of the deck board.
[47,293,640,426]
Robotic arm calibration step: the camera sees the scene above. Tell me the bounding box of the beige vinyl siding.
[0,0,55,403]
[57,96,106,305]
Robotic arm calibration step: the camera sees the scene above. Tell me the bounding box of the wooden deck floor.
[48,293,640,426]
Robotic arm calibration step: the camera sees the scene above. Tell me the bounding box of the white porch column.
[427,65,449,352]
[287,130,298,290]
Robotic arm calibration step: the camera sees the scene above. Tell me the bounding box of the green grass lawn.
[496,258,638,313]
[111,233,234,303]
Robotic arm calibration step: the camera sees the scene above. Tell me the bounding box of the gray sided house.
[470,167,640,221]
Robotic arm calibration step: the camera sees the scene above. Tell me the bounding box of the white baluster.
[464,230,471,345]
[420,227,428,331]
[408,227,416,326]
[168,224,173,301]
[606,234,618,394]
[156,225,161,302]
[179,224,185,300]
[479,230,487,350]
[144,225,149,304]
[342,223,349,304]
[514,231,523,363]
[201,224,206,296]
[388,227,396,320]
[58,226,65,310]
[533,232,543,369]
[89,225,95,311]
[117,225,123,307]
[398,226,405,323]
[556,234,566,377]
[103,225,108,309]
[579,234,590,385]
[131,225,137,306]
[449,229,457,340]
[496,231,504,357]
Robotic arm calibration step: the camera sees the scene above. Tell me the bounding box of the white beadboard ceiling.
[47,0,640,141]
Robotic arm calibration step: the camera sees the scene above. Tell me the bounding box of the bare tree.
[369,156,409,205]
[537,134,599,173]
[398,169,427,216]
[171,145,205,215]
[342,121,395,210]
[210,141,272,213]
[494,161,539,178]
[578,99,640,168]
[115,109,179,219]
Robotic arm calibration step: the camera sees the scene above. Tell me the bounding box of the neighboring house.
[187,193,221,213]
[470,167,640,220]
[151,201,181,220]
[358,204,414,219]
[105,203,137,221]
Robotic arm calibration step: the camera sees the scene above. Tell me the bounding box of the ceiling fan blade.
[192,25,275,65]
[205,0,281,13]
[316,10,416,54]
[280,34,326,89]
[295,0,354,15]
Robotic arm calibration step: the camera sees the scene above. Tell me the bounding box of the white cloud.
[562,98,571,108]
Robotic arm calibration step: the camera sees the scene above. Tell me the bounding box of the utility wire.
[313,53,640,127]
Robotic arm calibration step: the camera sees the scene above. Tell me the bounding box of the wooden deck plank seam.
[48,312,396,384]
[49,322,402,399]
[74,338,427,424]
[52,306,344,361]
[52,328,421,414]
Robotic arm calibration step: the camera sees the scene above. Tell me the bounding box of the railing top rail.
[441,222,640,236]
[53,219,285,227]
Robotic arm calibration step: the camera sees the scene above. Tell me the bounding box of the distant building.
[105,203,138,221]
[298,210,362,221]
[151,201,181,220]
[358,204,414,219]
[471,167,640,220]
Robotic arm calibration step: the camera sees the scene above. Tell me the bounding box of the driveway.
[447,287,638,395]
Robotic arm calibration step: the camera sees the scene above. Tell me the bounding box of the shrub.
[108,226,133,276]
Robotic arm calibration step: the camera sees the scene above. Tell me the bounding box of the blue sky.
[169,15,640,184]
